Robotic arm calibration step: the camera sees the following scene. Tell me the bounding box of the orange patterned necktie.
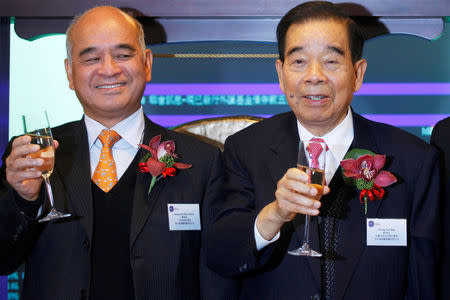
[92,129,122,193]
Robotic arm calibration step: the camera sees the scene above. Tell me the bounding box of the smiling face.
[65,7,152,128]
[276,19,367,136]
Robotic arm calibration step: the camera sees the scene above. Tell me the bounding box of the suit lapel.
[53,120,94,242]
[266,113,299,190]
[351,113,383,217]
[266,113,321,287]
[333,112,382,300]
[130,117,168,248]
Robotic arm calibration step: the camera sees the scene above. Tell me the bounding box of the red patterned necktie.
[92,129,122,192]
[306,137,328,169]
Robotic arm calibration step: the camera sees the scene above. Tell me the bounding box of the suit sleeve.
[407,146,441,299]
[206,135,278,277]
[430,119,450,300]
[200,146,240,299]
[0,139,44,275]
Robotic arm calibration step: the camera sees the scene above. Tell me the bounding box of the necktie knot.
[98,129,121,148]
[306,137,328,169]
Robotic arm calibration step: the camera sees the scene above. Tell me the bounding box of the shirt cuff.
[254,217,280,251]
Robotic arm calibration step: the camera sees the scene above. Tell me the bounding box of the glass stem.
[303,214,311,246]
[43,176,55,208]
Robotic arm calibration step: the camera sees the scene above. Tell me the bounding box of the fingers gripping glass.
[288,140,326,257]
[22,112,71,222]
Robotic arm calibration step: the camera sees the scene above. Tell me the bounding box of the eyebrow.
[286,46,303,57]
[115,43,137,52]
[286,45,346,58]
[77,44,137,58]
[78,47,96,58]
[328,45,345,56]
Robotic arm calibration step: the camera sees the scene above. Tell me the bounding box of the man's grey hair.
[65,6,147,63]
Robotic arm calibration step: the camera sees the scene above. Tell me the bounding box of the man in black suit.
[207,2,441,299]
[431,117,450,300]
[0,6,236,300]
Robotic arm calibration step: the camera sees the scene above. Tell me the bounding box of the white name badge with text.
[366,218,407,246]
[167,204,201,231]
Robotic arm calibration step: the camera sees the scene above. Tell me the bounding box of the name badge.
[167,204,201,231]
[366,218,407,246]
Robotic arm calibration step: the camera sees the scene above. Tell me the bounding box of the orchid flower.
[138,135,192,194]
[340,154,396,187]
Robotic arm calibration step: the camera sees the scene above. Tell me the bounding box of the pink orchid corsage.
[138,135,192,194]
[340,149,397,214]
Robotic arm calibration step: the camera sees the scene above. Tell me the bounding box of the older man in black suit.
[431,116,450,300]
[207,2,441,299]
[0,6,236,300]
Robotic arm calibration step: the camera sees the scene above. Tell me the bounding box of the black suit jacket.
[0,115,238,300]
[207,111,441,299]
[430,116,450,300]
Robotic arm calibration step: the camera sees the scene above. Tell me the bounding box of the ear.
[353,59,367,92]
[275,59,285,93]
[144,49,153,82]
[64,58,75,90]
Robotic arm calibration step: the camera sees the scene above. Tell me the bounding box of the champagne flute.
[288,140,326,257]
[22,112,71,222]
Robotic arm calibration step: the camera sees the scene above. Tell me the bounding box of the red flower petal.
[343,171,362,179]
[355,154,374,166]
[146,157,166,177]
[139,162,149,172]
[373,155,386,171]
[149,135,161,149]
[372,185,385,199]
[173,162,192,169]
[367,190,374,201]
[138,143,152,152]
[165,167,177,176]
[373,171,397,187]
[340,159,359,175]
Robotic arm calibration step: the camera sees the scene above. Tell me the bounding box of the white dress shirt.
[255,108,354,250]
[85,107,145,179]
[297,108,354,185]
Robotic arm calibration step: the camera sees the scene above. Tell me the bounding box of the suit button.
[238,263,248,272]
[83,239,90,250]
[80,289,87,299]
[13,225,24,241]
[311,293,320,300]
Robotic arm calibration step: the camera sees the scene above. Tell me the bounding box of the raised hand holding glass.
[22,112,70,222]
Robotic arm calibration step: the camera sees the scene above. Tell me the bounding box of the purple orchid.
[340,154,397,187]
[138,135,191,178]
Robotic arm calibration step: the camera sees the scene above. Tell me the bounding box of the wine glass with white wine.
[22,112,70,222]
[288,139,326,257]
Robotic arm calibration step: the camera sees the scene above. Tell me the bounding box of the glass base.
[288,244,322,257]
[38,209,71,223]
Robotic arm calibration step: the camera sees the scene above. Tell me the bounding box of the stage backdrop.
[8,19,450,140]
[3,17,450,299]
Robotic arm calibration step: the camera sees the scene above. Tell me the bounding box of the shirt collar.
[85,106,145,150]
[296,107,354,161]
